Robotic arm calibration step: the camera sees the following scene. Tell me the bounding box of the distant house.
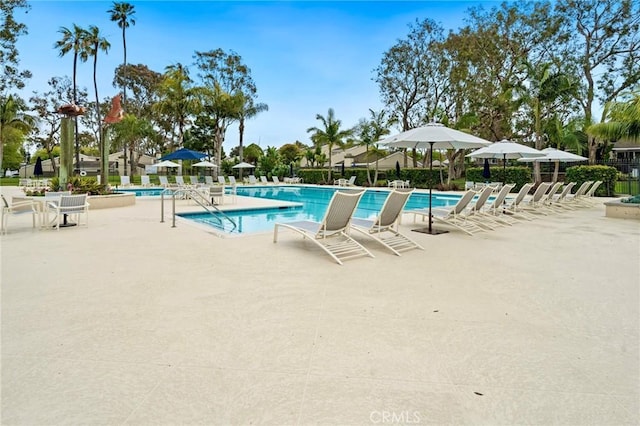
[300,144,423,169]
[612,139,640,161]
[19,151,157,177]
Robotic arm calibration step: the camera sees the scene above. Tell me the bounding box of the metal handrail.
[160,187,237,232]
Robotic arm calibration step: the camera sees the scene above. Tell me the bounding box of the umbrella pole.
[429,142,433,233]
[503,153,506,185]
[413,142,447,235]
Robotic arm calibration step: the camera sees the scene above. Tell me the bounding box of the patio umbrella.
[467,139,545,183]
[380,122,492,235]
[482,158,491,180]
[159,148,207,161]
[517,148,587,163]
[192,160,218,168]
[232,161,255,179]
[153,160,180,175]
[33,157,43,177]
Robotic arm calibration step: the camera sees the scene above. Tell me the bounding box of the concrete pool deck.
[1,185,638,425]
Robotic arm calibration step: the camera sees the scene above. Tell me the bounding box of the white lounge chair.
[1,195,38,234]
[563,180,592,207]
[140,175,151,187]
[411,190,486,235]
[159,176,171,187]
[189,176,199,186]
[480,184,517,225]
[218,176,226,185]
[260,176,269,184]
[503,183,536,220]
[350,189,423,256]
[119,175,131,187]
[272,176,281,184]
[228,176,238,186]
[248,175,257,185]
[274,190,374,265]
[548,182,576,210]
[579,180,603,206]
[175,175,187,187]
[521,182,552,215]
[47,194,90,230]
[203,176,213,185]
[465,185,498,230]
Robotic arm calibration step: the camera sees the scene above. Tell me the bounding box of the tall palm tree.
[357,109,393,185]
[54,24,89,170]
[108,2,135,109]
[238,99,268,164]
[307,108,353,182]
[85,25,111,186]
[0,96,34,174]
[108,2,136,175]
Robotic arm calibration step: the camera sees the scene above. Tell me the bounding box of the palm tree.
[357,109,393,185]
[85,25,111,186]
[588,90,640,143]
[108,2,135,109]
[108,2,136,175]
[0,96,35,174]
[54,24,89,170]
[238,99,268,165]
[307,108,353,182]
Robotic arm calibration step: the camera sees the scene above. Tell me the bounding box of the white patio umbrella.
[467,139,545,183]
[380,122,492,235]
[516,148,587,163]
[232,161,255,179]
[154,160,180,168]
[192,160,218,168]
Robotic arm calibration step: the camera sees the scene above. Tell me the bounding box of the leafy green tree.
[307,108,353,182]
[0,0,31,93]
[85,25,111,185]
[555,0,640,162]
[1,95,34,173]
[55,24,90,169]
[278,143,300,165]
[258,146,281,177]
[113,64,161,118]
[243,143,263,165]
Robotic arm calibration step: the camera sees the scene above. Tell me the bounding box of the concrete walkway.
[1,186,638,425]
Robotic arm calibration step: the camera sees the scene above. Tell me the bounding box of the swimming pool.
[179,186,464,234]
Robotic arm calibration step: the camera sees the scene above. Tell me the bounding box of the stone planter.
[604,199,640,220]
[87,192,135,209]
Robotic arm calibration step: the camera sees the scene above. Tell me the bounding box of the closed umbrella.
[33,157,43,177]
[482,158,491,180]
[381,122,492,235]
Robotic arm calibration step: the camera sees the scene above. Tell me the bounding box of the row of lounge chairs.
[273,181,603,264]
[412,180,603,235]
[118,174,293,187]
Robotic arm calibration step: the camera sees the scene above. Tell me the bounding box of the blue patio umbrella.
[159,148,207,161]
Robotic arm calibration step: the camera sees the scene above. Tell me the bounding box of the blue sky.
[16,1,489,149]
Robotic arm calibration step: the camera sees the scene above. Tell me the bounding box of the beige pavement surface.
[1,185,639,425]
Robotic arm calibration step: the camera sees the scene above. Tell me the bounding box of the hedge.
[465,166,532,191]
[565,165,617,197]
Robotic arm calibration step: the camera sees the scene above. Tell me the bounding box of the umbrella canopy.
[33,157,43,176]
[192,160,218,168]
[517,148,588,163]
[381,123,492,235]
[467,139,545,160]
[232,162,255,169]
[380,122,492,150]
[159,148,207,161]
[154,160,180,168]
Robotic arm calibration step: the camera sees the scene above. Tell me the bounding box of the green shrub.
[51,176,112,195]
[565,165,617,196]
[466,166,532,191]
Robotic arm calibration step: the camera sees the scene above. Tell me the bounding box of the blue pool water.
[179,186,463,234]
